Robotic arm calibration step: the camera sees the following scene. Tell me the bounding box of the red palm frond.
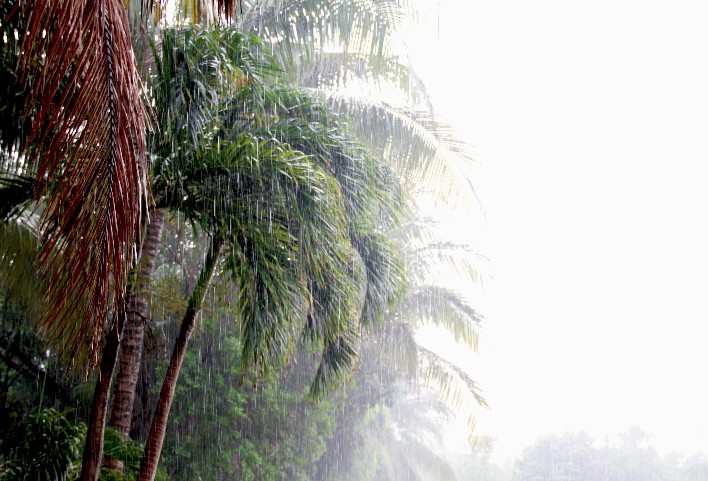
[15,0,148,363]
[139,0,241,22]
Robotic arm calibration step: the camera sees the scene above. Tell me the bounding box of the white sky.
[408,0,708,462]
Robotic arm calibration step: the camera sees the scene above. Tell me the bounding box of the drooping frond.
[400,285,482,351]
[362,317,419,384]
[309,332,361,399]
[418,344,488,409]
[146,27,407,394]
[239,0,407,63]
[157,133,360,380]
[262,114,405,229]
[354,231,407,328]
[409,240,487,283]
[9,0,149,362]
[402,215,488,285]
[223,82,408,352]
[326,93,479,207]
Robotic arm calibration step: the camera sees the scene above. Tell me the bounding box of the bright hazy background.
[409,0,708,462]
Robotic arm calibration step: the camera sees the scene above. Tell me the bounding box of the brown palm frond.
[139,0,241,23]
[15,0,148,363]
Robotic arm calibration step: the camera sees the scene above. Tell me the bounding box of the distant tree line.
[453,430,708,481]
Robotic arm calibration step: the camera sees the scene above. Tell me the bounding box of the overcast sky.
[409,0,708,461]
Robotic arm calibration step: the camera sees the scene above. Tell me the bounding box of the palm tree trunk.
[104,208,166,473]
[79,312,124,481]
[137,236,224,481]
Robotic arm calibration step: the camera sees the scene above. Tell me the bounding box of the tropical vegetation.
[0,0,487,480]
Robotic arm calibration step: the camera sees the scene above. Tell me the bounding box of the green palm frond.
[309,332,361,399]
[401,285,482,350]
[163,135,356,379]
[102,426,145,475]
[150,26,281,167]
[262,117,405,229]
[221,84,408,369]
[327,93,479,207]
[240,0,407,61]
[354,231,407,329]
[241,91,408,337]
[2,409,84,481]
[418,344,487,409]
[220,71,407,230]
[148,23,407,396]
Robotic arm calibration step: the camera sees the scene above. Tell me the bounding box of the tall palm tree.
[239,0,486,400]
[138,119,404,479]
[58,22,404,480]
[105,26,279,474]
[2,4,244,479]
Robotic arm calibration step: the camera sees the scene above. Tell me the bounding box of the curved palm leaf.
[226,86,409,328]
[234,0,486,411]
[147,24,407,398]
[327,93,480,208]
[419,343,487,409]
[4,0,149,362]
[409,240,487,285]
[149,26,280,166]
[401,285,482,350]
[239,0,407,61]
[155,134,364,383]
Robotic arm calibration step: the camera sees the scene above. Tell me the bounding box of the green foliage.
[0,407,153,481]
[101,427,146,480]
[0,408,82,481]
[160,315,335,481]
[2,6,473,481]
[147,23,406,397]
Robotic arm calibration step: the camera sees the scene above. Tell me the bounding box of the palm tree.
[240,0,487,402]
[2,5,246,479]
[4,1,484,478]
[57,22,404,479]
[2,4,151,477]
[137,119,404,479]
[104,26,278,474]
